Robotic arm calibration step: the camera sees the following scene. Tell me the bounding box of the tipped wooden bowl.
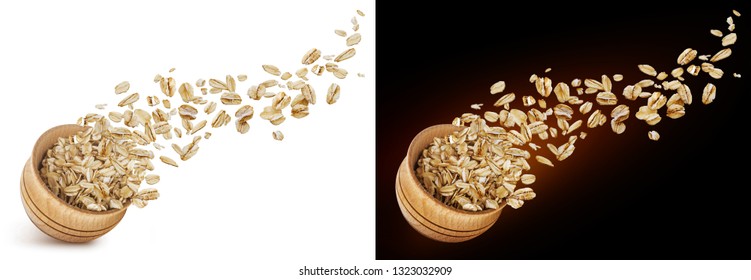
[396,124,503,243]
[20,124,128,243]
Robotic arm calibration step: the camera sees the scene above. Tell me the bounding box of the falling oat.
[115,81,130,94]
[490,81,506,94]
[638,64,657,76]
[722,33,737,46]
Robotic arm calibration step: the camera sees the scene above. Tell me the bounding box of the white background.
[0,1,748,279]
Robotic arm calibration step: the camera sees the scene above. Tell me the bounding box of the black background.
[376,1,751,259]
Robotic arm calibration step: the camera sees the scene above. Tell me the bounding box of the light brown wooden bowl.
[396,124,503,243]
[20,124,128,243]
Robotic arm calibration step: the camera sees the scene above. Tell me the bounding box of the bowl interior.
[405,124,502,216]
[31,124,129,215]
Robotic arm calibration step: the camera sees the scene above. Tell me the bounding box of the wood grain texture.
[20,124,128,243]
[395,124,502,243]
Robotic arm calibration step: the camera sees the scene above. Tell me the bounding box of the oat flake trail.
[413,10,741,214]
[38,10,369,213]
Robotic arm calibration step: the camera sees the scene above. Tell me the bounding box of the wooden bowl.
[20,124,128,243]
[396,124,503,242]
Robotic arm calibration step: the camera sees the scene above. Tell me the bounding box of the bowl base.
[395,157,500,243]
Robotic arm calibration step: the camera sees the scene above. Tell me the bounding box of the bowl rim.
[30,124,130,216]
[404,124,504,216]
